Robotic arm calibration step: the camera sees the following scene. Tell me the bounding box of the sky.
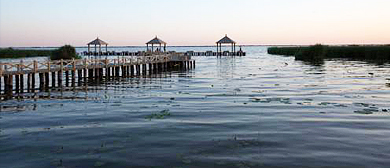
[0,0,389,47]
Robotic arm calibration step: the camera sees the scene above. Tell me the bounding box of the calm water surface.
[1,46,390,168]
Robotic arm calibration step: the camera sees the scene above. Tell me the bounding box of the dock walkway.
[0,54,195,99]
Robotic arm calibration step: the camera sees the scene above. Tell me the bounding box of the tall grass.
[268,45,390,63]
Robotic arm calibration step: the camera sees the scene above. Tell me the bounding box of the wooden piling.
[31,73,35,92]
[20,74,24,93]
[39,73,44,90]
[51,72,56,88]
[27,74,31,93]
[131,65,134,76]
[45,72,49,90]
[15,74,20,93]
[65,71,69,87]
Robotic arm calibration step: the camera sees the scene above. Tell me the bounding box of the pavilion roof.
[88,38,108,45]
[216,35,236,44]
[146,36,167,44]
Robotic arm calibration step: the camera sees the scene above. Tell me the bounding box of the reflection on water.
[1,46,390,168]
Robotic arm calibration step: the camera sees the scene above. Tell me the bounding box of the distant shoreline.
[1,44,389,49]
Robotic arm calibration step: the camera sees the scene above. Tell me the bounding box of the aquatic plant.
[268,45,390,63]
[145,109,171,120]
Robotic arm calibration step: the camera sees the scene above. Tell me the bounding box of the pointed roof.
[217,34,236,44]
[88,37,108,45]
[146,36,166,44]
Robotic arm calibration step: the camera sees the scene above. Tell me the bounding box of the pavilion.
[87,37,108,54]
[216,35,236,54]
[146,36,166,52]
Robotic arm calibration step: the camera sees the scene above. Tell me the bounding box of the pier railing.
[0,54,191,76]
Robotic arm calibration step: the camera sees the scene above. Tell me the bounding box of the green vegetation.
[145,109,171,120]
[51,45,80,60]
[268,45,390,63]
[0,45,81,60]
[0,47,53,58]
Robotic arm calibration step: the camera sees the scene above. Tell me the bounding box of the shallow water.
[1,46,390,168]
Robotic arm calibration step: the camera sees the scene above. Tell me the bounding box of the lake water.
[1,46,390,168]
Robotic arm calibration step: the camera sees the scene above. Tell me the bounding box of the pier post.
[77,70,82,86]
[20,74,24,93]
[27,73,31,93]
[58,59,63,87]
[131,65,134,76]
[83,59,88,83]
[137,65,141,76]
[45,72,49,90]
[39,73,44,90]
[31,73,35,92]
[3,75,8,95]
[52,72,56,88]
[107,67,111,79]
[115,66,120,77]
[65,71,69,87]
[15,75,20,94]
[7,75,13,97]
[88,68,93,80]
[72,59,76,86]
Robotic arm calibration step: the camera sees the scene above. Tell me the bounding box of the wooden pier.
[81,51,246,57]
[184,51,245,56]
[0,54,195,100]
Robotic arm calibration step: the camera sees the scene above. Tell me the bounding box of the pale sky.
[0,0,389,47]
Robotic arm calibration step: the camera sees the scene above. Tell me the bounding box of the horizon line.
[2,43,390,48]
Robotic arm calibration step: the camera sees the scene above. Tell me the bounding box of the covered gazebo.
[216,34,236,54]
[87,37,108,54]
[146,36,166,52]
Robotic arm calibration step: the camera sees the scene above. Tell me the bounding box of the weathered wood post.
[3,75,8,95]
[32,61,37,92]
[27,73,31,93]
[45,72,49,90]
[52,71,56,88]
[39,73,44,91]
[83,59,87,84]
[105,58,109,79]
[58,59,63,87]
[20,74,24,93]
[65,70,69,87]
[15,74,20,94]
[44,60,50,90]
[72,59,76,87]
[77,69,82,86]
[7,75,13,97]
[20,60,24,93]
[15,63,20,93]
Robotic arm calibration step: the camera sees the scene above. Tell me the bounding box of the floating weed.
[354,108,379,115]
[334,104,348,107]
[251,97,290,104]
[354,110,373,115]
[318,102,330,106]
[94,161,105,167]
[145,109,171,120]
[353,103,372,107]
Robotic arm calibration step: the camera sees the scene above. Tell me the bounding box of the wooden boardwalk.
[184,51,246,56]
[0,54,195,99]
[81,51,246,57]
